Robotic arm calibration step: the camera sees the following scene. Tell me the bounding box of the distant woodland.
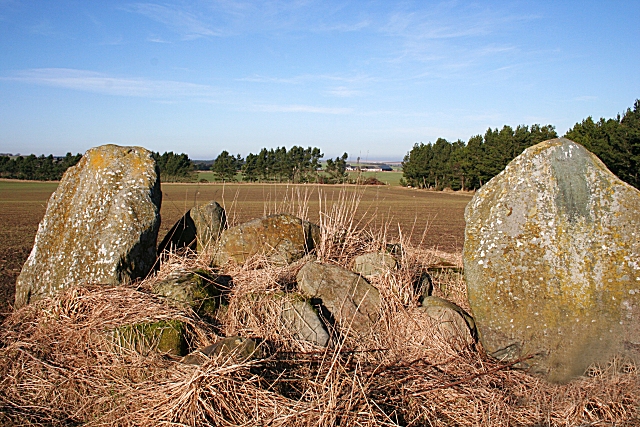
[1,100,638,190]
[402,99,639,190]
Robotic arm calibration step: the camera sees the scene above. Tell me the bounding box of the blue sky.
[0,1,638,161]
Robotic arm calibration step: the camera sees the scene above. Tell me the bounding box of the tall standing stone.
[15,144,161,308]
[464,138,640,382]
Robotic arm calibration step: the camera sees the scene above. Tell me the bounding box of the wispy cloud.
[253,104,353,114]
[325,86,363,98]
[314,19,371,33]
[238,73,376,85]
[3,68,216,98]
[122,3,224,39]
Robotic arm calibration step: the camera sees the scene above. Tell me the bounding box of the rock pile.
[464,138,640,383]
[12,143,476,367]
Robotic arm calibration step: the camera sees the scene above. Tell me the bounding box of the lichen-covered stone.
[297,261,380,335]
[212,214,320,266]
[281,297,330,347]
[464,138,640,383]
[191,201,226,254]
[157,201,226,255]
[112,319,186,356]
[151,269,221,317]
[15,144,161,308]
[420,296,476,348]
[352,252,398,277]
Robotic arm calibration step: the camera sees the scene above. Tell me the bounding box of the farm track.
[0,180,472,322]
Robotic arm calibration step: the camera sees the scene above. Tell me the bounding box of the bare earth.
[0,180,472,321]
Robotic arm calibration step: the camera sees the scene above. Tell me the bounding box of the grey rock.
[191,201,226,254]
[464,138,640,383]
[212,214,320,266]
[151,270,222,318]
[157,201,226,255]
[420,296,476,348]
[352,252,398,277]
[297,261,381,335]
[15,144,161,308]
[281,298,329,347]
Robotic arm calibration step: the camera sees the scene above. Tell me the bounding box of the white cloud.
[3,68,217,98]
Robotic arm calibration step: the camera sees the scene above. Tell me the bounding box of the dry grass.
[1,186,638,426]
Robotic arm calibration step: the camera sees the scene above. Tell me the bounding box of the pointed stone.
[15,144,161,308]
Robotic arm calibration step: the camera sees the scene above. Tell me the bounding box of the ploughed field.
[0,180,472,320]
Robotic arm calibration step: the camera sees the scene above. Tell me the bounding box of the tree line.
[401,99,640,190]
[211,146,349,183]
[3,100,637,188]
[0,153,83,181]
[0,151,197,182]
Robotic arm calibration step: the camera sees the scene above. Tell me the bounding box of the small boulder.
[15,144,161,308]
[212,214,320,266]
[281,298,330,347]
[157,201,226,255]
[352,252,398,277]
[464,138,640,382]
[151,270,222,318]
[191,201,226,253]
[420,296,476,348]
[112,319,186,356]
[297,262,381,335]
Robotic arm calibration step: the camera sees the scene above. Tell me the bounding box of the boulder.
[112,319,186,356]
[352,252,398,277]
[297,261,381,335]
[191,201,226,253]
[157,201,226,255]
[151,269,222,318]
[15,145,161,308]
[212,214,320,266]
[464,138,640,382]
[420,296,476,348]
[281,298,330,347]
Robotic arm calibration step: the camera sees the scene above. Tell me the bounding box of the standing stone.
[464,138,640,383]
[212,214,320,266]
[191,201,226,253]
[297,261,381,335]
[15,144,161,308]
[157,201,226,255]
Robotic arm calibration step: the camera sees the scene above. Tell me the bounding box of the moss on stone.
[113,319,186,356]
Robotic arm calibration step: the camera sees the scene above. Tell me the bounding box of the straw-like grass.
[1,186,638,426]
